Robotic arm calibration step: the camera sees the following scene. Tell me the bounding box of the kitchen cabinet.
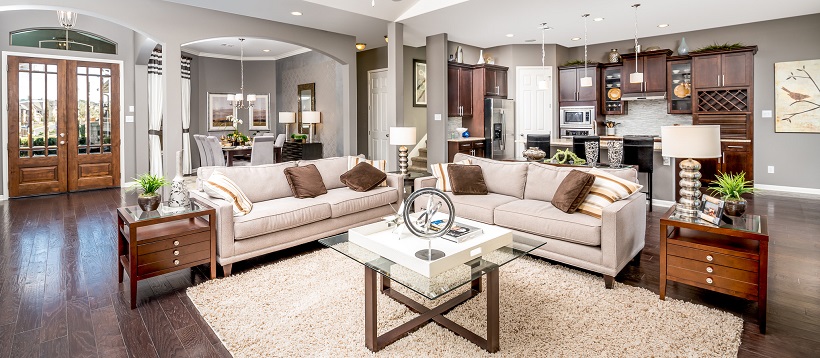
[621,51,670,94]
[448,139,485,162]
[601,65,627,115]
[476,65,508,98]
[667,58,692,114]
[448,63,473,117]
[692,48,755,89]
[558,65,599,103]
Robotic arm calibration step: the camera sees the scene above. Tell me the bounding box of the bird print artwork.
[775,60,820,133]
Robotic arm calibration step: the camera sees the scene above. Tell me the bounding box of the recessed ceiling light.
[657,23,669,28]
[593,17,604,22]
[571,37,581,41]
[291,11,302,16]
[262,49,271,53]
[506,34,514,37]
[524,39,536,43]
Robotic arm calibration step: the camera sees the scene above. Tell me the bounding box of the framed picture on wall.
[207,92,236,131]
[249,93,271,130]
[413,59,427,107]
[775,59,820,133]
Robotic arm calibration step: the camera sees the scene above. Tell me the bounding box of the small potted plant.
[131,173,170,211]
[708,171,755,216]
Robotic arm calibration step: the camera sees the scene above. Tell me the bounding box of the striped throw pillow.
[576,168,643,219]
[347,157,387,187]
[203,171,253,216]
[430,159,471,191]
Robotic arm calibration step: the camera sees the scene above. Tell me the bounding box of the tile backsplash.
[606,100,691,136]
[447,117,463,139]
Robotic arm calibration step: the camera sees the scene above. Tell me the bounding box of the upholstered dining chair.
[250,135,276,165]
[193,134,211,167]
[206,136,226,166]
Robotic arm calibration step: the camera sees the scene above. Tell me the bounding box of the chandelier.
[629,4,644,84]
[57,11,78,50]
[228,38,256,109]
[579,14,593,87]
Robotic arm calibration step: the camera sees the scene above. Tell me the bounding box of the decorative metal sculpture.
[401,188,456,261]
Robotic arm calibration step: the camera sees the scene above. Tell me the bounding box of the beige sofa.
[191,156,403,275]
[415,154,646,288]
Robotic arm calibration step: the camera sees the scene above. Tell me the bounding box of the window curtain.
[181,55,192,174]
[148,48,164,176]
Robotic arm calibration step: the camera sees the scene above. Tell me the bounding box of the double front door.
[7,56,120,197]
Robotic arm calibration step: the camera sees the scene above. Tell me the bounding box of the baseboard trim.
[755,184,820,195]
[122,181,136,188]
[0,195,7,201]
[651,199,675,208]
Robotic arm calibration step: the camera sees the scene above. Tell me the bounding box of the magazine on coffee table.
[430,220,484,243]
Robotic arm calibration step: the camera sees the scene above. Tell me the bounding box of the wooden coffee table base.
[364,267,500,353]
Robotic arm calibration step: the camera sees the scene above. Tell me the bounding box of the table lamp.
[661,125,722,219]
[278,112,295,137]
[389,127,417,174]
[302,111,321,143]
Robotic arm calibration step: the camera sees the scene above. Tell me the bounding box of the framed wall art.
[249,93,271,130]
[413,59,427,107]
[775,59,820,133]
[207,92,236,131]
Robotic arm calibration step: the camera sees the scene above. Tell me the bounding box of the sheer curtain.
[148,48,164,176]
[181,55,192,174]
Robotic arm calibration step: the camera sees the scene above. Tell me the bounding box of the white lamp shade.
[661,125,722,159]
[389,127,417,146]
[247,94,257,102]
[302,111,321,124]
[278,112,295,123]
[579,76,593,87]
[629,72,644,84]
[235,93,243,101]
[227,94,235,102]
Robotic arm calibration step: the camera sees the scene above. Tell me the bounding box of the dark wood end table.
[659,205,769,333]
[116,198,216,309]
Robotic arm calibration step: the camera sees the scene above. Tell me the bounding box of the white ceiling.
[181,37,309,60]
[165,0,820,49]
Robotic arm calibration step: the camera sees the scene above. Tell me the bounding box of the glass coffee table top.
[319,233,546,300]
[665,206,766,235]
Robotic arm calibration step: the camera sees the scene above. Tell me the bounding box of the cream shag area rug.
[186,249,742,357]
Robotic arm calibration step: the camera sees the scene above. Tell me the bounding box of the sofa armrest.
[190,190,235,260]
[600,193,646,274]
[414,176,437,190]
[385,173,403,203]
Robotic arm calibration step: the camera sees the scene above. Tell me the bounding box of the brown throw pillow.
[448,165,488,195]
[284,164,328,198]
[340,162,387,192]
[552,170,596,213]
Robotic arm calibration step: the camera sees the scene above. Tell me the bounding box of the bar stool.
[623,135,655,211]
[572,135,600,164]
[526,134,551,156]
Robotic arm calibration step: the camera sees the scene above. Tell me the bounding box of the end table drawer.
[138,231,210,255]
[139,240,210,265]
[667,244,758,272]
[667,256,758,283]
[668,266,758,297]
[138,250,210,276]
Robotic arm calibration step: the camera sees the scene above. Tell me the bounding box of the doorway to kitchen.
[515,66,553,160]
[6,55,120,197]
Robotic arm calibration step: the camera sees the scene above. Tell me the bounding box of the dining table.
[222,146,252,166]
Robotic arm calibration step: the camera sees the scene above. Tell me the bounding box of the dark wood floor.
[0,189,817,357]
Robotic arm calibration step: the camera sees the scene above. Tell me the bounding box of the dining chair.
[623,135,655,211]
[250,135,276,166]
[526,134,551,156]
[206,136,226,166]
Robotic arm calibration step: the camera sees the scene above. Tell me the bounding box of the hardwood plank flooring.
[0,188,817,357]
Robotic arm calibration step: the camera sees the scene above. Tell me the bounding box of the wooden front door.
[7,56,120,197]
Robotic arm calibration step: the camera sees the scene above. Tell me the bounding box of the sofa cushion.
[347,157,387,187]
[297,157,350,190]
[577,168,644,219]
[453,154,528,199]
[285,164,328,198]
[448,164,488,195]
[340,162,387,192]
[430,159,471,191]
[233,197,331,240]
[524,163,640,202]
[203,172,253,216]
[494,200,602,246]
[198,162,297,203]
[552,170,596,213]
[446,192,518,225]
[321,187,399,218]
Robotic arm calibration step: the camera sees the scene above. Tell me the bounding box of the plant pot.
[723,198,747,217]
[138,194,161,212]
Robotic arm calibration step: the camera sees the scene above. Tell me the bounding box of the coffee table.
[320,232,546,353]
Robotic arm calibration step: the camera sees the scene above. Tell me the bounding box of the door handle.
[727,145,743,149]
[722,75,725,86]
[717,75,721,87]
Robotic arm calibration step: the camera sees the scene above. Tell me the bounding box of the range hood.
[621,92,666,101]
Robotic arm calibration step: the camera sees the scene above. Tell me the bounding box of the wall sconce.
[355,43,366,51]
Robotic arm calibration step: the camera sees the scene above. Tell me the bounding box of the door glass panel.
[102,76,111,145]
[77,66,86,74]
[103,146,111,153]
[47,64,57,73]
[32,63,45,72]
[33,149,45,157]
[20,150,29,158]
[77,72,88,151]
[18,71,30,154]
[102,68,111,76]
[88,67,100,75]
[19,63,30,71]
[46,72,58,155]
[31,72,46,150]
[88,74,101,147]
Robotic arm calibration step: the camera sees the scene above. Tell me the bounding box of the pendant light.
[537,23,550,90]
[228,38,256,109]
[579,14,593,87]
[57,11,78,50]
[629,4,644,84]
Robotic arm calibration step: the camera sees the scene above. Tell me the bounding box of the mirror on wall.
[297,83,315,134]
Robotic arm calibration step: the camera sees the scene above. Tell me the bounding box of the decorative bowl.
[456,127,468,137]
[672,69,681,74]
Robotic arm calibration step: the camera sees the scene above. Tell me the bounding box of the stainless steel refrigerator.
[484,98,515,160]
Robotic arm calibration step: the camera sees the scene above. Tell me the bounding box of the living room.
[0,0,818,357]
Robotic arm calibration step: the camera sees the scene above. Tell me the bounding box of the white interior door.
[368,69,389,161]
[515,66,553,160]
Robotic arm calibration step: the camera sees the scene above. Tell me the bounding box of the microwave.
[559,106,596,127]
[560,127,597,138]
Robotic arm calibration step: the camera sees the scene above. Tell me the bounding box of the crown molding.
[181,48,311,61]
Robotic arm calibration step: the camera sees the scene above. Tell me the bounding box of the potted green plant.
[708,171,755,216]
[131,173,170,211]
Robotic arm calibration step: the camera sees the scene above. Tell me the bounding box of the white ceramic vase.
[168,150,190,208]
[477,50,485,64]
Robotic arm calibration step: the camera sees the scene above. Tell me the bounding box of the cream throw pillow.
[203,172,253,216]
[430,159,471,192]
[577,168,643,219]
[347,157,387,187]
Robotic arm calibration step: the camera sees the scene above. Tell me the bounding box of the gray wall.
[276,51,345,158]
[426,34,449,165]
[403,46,427,144]
[356,47,388,156]
[566,13,820,189]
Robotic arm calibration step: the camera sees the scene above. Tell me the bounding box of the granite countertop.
[448,137,486,142]
[551,135,749,151]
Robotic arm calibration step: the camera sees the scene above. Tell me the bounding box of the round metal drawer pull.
[173,259,180,265]
[706,255,714,262]
[173,250,180,256]
[173,240,180,246]
[706,277,713,284]
[706,266,714,273]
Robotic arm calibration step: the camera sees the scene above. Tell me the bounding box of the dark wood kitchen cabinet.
[448,63,473,117]
[691,47,755,89]
[475,64,508,98]
[674,140,753,201]
[558,65,600,103]
[621,51,671,94]
[448,139,485,162]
